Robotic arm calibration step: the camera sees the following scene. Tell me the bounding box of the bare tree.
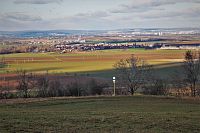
[16,70,35,98]
[183,51,200,97]
[37,72,49,97]
[114,54,152,95]
[88,79,108,95]
[48,79,63,97]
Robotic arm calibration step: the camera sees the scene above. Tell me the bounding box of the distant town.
[0,28,200,54]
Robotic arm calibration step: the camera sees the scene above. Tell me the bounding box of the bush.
[67,82,82,96]
[88,79,107,95]
[37,76,49,97]
[48,80,63,97]
[142,79,168,95]
[0,85,15,99]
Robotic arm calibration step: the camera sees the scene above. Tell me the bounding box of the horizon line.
[1,27,200,32]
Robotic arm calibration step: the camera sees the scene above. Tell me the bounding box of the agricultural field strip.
[0,49,187,74]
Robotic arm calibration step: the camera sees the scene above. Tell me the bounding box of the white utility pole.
[113,77,116,96]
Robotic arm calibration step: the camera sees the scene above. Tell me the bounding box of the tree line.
[0,71,108,99]
[0,45,55,54]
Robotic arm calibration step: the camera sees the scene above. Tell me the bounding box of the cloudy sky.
[0,0,200,31]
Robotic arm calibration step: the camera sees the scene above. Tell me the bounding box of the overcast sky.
[0,0,200,31]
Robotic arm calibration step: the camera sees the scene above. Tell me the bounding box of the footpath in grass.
[0,96,200,133]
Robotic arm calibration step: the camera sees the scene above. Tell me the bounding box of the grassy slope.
[0,96,200,133]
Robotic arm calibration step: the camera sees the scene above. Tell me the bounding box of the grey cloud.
[62,11,110,24]
[109,6,200,28]
[0,16,51,31]
[75,11,109,18]
[14,0,63,4]
[45,11,115,30]
[111,0,200,13]
[0,10,112,31]
[0,12,42,21]
[141,7,200,20]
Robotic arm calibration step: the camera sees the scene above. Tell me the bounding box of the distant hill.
[0,28,200,38]
[0,30,106,38]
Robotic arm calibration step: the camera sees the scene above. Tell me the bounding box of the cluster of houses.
[158,43,200,50]
[137,42,200,50]
[54,41,200,53]
[54,42,145,53]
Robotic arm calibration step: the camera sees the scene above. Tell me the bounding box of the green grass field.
[0,49,187,74]
[0,96,200,132]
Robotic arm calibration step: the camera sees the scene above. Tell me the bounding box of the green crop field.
[0,96,200,132]
[0,49,187,74]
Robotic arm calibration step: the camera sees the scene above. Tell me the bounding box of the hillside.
[0,96,200,133]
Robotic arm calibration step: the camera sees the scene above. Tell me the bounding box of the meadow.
[0,96,200,132]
